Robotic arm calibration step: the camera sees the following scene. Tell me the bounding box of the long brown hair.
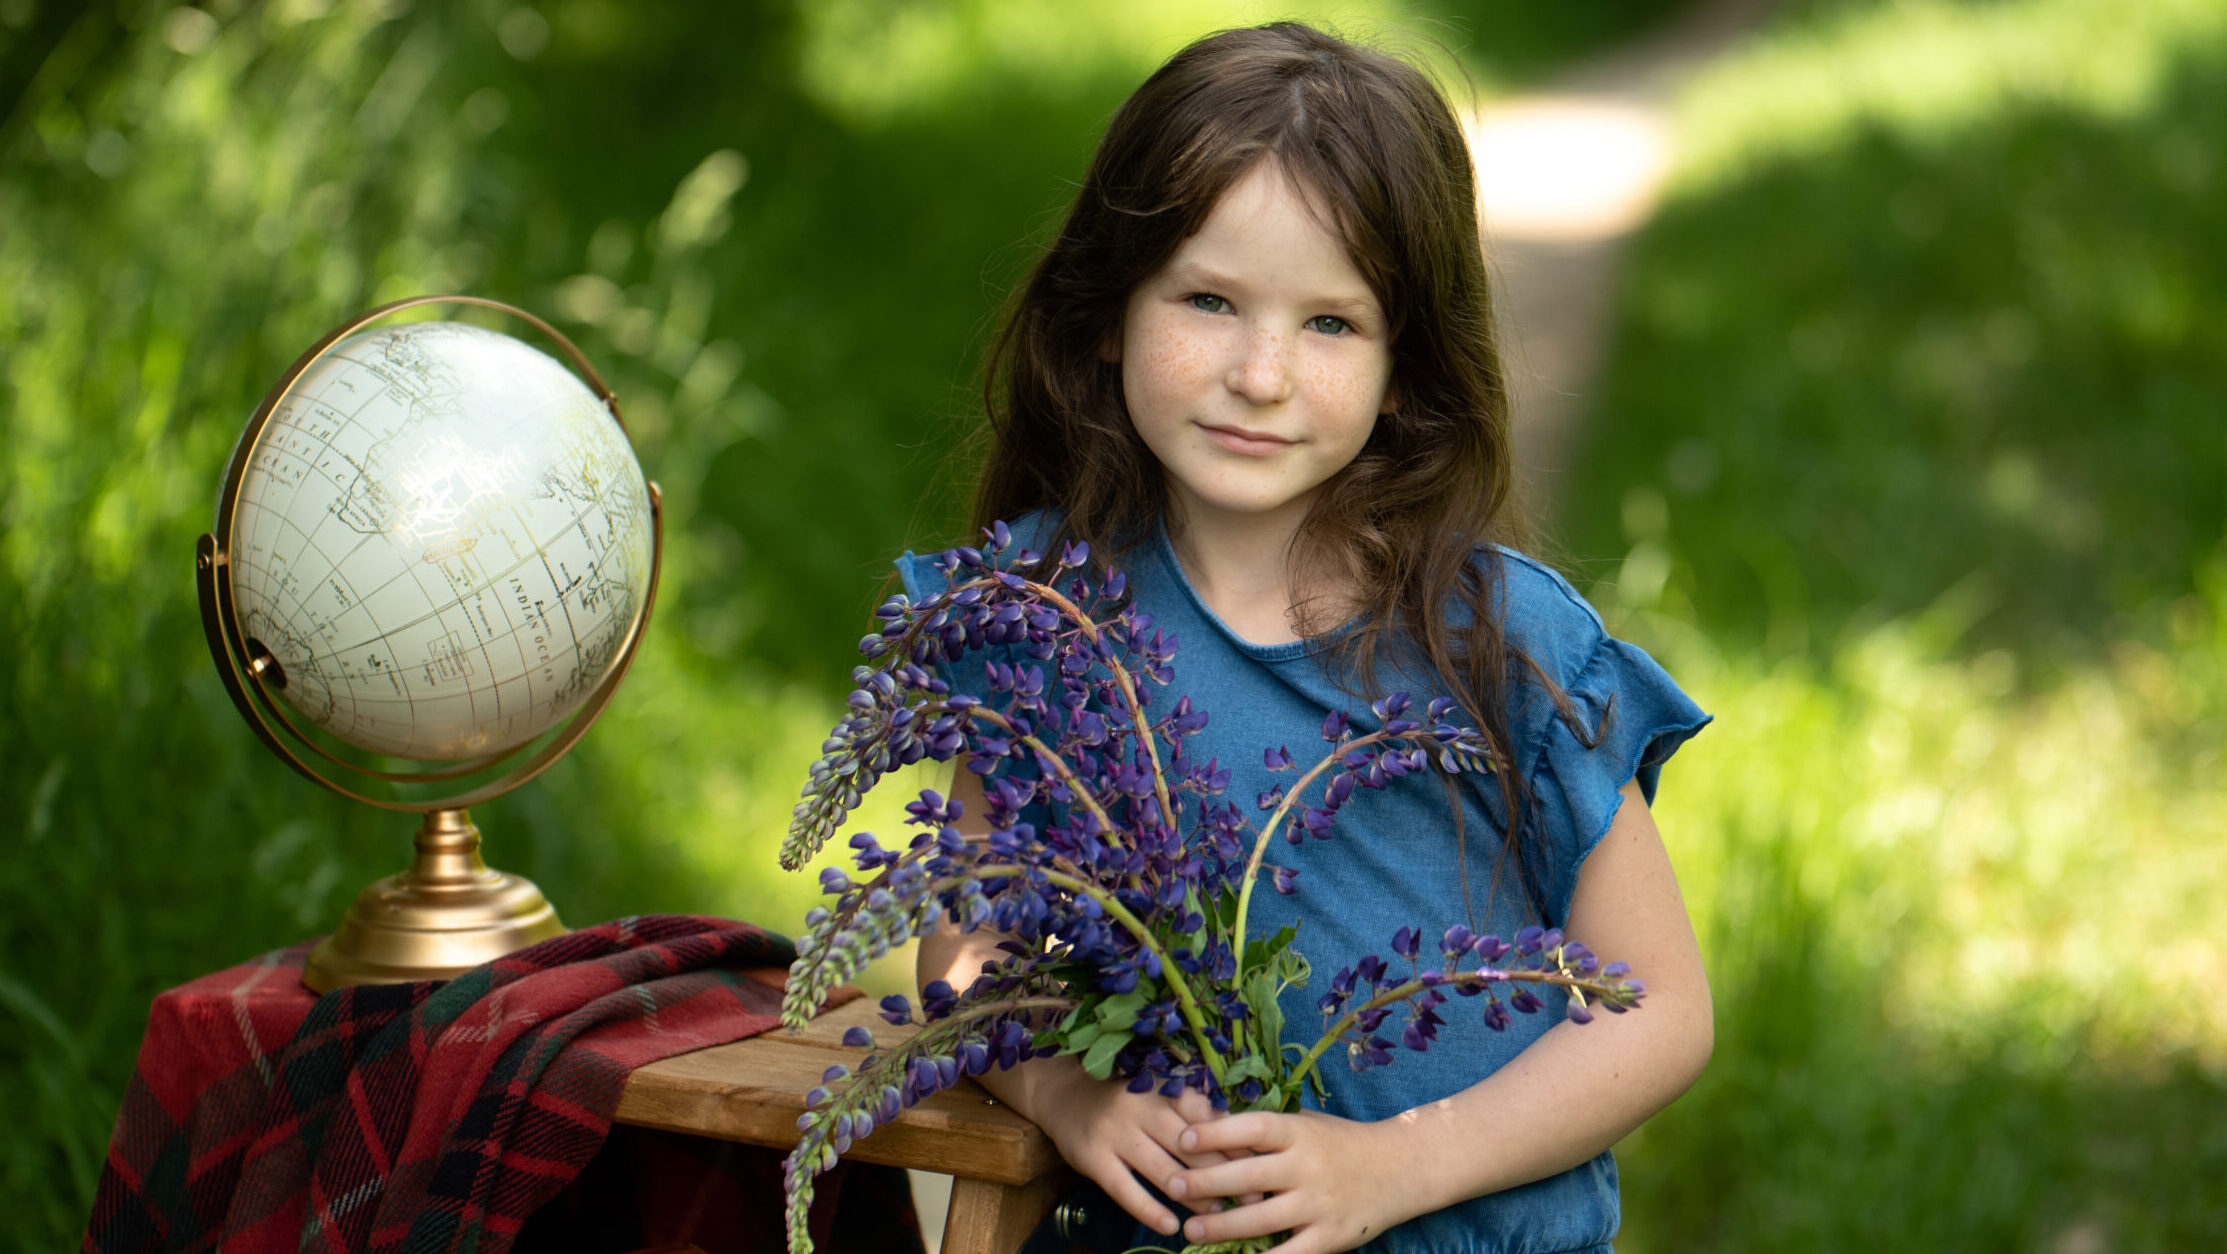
[969,22,1588,923]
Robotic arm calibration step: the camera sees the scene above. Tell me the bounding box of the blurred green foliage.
[1565,0,2227,1248]
[2,0,2221,1249]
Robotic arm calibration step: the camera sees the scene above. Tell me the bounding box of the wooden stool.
[617,996,1075,1254]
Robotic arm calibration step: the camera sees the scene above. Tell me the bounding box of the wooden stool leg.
[939,1167,1075,1254]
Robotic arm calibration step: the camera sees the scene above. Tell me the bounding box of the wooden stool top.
[614,996,1060,1187]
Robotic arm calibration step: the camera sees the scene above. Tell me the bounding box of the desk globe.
[196,296,662,992]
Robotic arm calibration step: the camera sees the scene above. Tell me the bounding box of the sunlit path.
[1469,0,1772,522]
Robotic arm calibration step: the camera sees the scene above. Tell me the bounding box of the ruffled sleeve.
[892,549,947,604]
[1525,633,1710,923]
[891,548,962,692]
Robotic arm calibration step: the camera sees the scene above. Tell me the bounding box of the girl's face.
[1114,162,1395,535]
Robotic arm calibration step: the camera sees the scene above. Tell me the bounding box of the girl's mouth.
[1199,423,1296,456]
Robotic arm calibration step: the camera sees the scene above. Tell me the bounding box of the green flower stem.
[952,703,1123,842]
[896,993,1079,1043]
[956,864,1232,1085]
[1229,731,1396,980]
[1002,574,1179,831]
[1287,967,1633,1095]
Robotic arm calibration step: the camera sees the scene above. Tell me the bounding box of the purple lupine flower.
[1442,925,1476,960]
[841,1026,875,1049]
[1354,953,1389,987]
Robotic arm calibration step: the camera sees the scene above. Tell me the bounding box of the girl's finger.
[1178,1111,1287,1155]
[1166,1152,1284,1205]
[1085,1152,1180,1237]
[1181,1189,1306,1245]
[1142,1102,1226,1170]
[1172,1087,1219,1125]
[1264,1224,1335,1254]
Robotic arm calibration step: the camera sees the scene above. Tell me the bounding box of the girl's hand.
[1166,1109,1412,1254]
[1023,1060,1252,1238]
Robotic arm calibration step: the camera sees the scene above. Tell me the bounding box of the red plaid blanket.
[82,915,919,1254]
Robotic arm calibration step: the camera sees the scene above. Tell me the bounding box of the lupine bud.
[1442,925,1476,959]
[1391,926,1420,959]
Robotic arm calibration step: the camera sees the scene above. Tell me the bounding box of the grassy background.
[1563,1,2227,1248]
[2,0,2221,1249]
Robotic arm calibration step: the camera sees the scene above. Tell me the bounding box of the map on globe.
[228,321,655,762]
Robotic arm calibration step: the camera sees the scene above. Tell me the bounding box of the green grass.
[1562,0,2227,1247]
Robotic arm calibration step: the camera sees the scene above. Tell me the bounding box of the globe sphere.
[227,320,654,761]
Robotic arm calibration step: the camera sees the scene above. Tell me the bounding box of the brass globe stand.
[197,295,663,993]
[304,808,563,988]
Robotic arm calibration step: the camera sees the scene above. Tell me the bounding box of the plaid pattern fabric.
[83,916,920,1254]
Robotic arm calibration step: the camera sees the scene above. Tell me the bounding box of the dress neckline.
[1147,518,1361,663]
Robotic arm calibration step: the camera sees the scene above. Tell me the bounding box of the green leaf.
[1243,923,1298,972]
[1095,990,1146,1032]
[1211,889,1239,930]
[1063,1020,1104,1054]
[1081,1029,1134,1080]
[1246,972,1283,1050]
[1223,1052,1274,1085]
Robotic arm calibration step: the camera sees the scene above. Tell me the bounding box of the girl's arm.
[1164,779,1713,1254]
[915,766,1247,1240]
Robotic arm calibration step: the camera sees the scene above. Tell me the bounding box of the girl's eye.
[1188,293,1230,314]
[1307,315,1352,336]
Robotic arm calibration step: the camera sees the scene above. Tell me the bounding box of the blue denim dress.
[896,518,1708,1254]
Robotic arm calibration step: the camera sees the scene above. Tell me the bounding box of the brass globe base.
[303,807,567,993]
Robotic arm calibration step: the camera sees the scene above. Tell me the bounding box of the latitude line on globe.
[307,494,631,747]
[241,507,385,703]
[243,481,635,751]
[270,345,393,559]
[251,362,400,671]
[249,460,621,749]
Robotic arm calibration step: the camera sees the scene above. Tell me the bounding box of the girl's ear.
[1099,328,1123,364]
[1379,377,1401,416]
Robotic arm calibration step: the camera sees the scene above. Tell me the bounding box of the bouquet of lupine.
[776,523,1644,1254]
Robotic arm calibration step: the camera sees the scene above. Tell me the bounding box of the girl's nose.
[1225,327,1294,405]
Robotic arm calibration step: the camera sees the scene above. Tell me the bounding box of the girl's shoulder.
[1472,544,1616,691]
[893,511,1063,603]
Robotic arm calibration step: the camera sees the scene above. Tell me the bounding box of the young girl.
[902,23,1712,1254]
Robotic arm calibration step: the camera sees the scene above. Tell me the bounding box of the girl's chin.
[1166,483,1322,526]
